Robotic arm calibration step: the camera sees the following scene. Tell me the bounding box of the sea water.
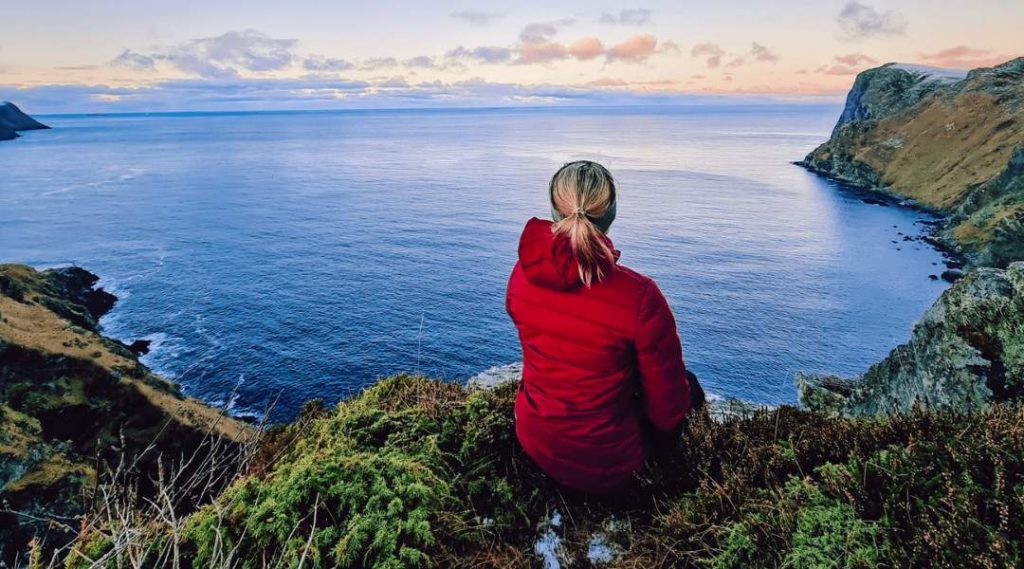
[0,106,951,419]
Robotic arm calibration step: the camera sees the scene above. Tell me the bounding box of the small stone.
[941,269,964,283]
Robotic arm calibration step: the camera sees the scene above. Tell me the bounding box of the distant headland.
[0,101,49,141]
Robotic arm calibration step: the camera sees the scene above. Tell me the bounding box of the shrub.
[58,375,1024,568]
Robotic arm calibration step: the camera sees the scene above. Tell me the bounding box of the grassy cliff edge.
[1,260,1022,567]
[0,264,247,562]
[799,58,1024,267]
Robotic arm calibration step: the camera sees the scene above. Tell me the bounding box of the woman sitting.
[506,160,704,494]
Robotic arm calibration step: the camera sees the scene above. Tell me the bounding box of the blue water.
[0,106,951,420]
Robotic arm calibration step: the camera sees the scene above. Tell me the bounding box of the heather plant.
[56,375,1024,568]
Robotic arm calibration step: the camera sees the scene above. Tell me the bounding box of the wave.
[42,167,147,196]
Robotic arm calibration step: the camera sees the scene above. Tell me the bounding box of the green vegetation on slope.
[67,374,1024,568]
[0,264,246,562]
[802,58,1024,266]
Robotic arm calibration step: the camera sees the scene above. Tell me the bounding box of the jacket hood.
[517,217,619,291]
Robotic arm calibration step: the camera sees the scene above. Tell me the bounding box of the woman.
[506,160,703,494]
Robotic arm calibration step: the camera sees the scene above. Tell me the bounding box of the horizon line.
[34,100,844,119]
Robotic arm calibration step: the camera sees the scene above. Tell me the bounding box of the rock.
[798,58,1024,267]
[929,274,939,280]
[468,362,523,389]
[798,263,1024,416]
[941,269,964,283]
[128,339,152,356]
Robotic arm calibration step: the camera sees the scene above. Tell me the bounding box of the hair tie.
[574,207,587,218]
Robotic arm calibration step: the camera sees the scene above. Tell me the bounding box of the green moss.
[57,375,1024,568]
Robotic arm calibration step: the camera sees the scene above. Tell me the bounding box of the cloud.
[726,57,745,68]
[513,21,576,65]
[691,43,726,68]
[449,11,503,25]
[918,46,1017,69]
[110,49,157,71]
[404,56,438,69]
[749,42,779,63]
[513,30,675,65]
[0,76,834,114]
[519,23,559,43]
[302,55,353,72]
[445,45,513,64]
[606,34,659,62]
[588,77,628,87]
[164,30,297,78]
[359,57,398,70]
[817,52,877,75]
[516,41,569,65]
[834,53,876,66]
[598,9,652,26]
[836,2,907,40]
[111,30,299,78]
[377,76,410,88]
[568,37,605,61]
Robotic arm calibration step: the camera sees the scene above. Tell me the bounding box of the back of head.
[549,160,617,287]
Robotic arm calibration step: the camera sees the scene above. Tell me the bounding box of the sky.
[0,0,1021,113]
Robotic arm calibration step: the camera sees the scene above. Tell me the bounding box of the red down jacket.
[506,217,691,493]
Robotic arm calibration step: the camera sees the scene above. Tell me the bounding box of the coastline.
[793,159,966,270]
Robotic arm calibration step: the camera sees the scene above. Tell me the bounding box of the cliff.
[0,264,246,561]
[799,58,1024,266]
[798,262,1024,416]
[0,101,49,141]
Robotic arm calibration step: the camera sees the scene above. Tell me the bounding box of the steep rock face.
[800,58,1024,265]
[797,262,1024,416]
[0,101,49,141]
[0,264,246,560]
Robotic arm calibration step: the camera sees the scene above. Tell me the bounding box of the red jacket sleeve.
[635,280,691,432]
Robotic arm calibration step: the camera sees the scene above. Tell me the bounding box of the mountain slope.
[0,101,50,141]
[800,58,1024,266]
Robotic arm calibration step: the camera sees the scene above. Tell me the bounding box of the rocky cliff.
[0,101,50,141]
[0,264,246,560]
[799,58,1024,266]
[798,262,1024,416]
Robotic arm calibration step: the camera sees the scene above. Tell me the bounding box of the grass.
[58,374,1024,568]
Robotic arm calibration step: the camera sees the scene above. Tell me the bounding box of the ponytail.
[549,161,617,287]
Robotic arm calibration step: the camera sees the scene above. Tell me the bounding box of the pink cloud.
[691,42,725,68]
[918,45,1017,69]
[606,34,659,62]
[569,37,605,61]
[588,77,627,87]
[750,42,780,63]
[834,52,876,66]
[818,52,877,75]
[515,41,569,64]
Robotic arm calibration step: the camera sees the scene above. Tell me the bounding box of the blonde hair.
[550,160,617,287]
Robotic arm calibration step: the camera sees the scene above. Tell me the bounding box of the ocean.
[0,106,952,420]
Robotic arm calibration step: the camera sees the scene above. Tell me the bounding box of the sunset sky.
[1,0,1020,113]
